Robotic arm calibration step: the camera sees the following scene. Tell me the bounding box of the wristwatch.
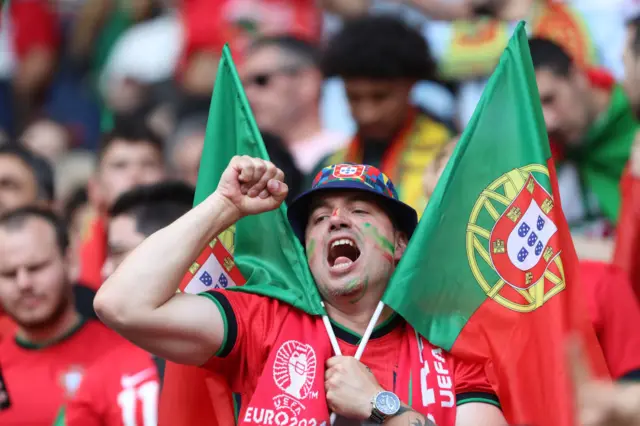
[369,390,401,423]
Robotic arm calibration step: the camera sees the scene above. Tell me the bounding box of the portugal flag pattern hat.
[287,163,418,242]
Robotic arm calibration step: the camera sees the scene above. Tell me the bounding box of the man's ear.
[394,232,408,263]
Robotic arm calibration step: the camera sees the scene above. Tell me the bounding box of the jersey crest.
[60,365,84,397]
[332,164,365,178]
[466,166,566,312]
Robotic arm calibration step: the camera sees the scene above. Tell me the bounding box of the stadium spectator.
[0,0,60,134]
[102,180,195,278]
[0,143,55,215]
[95,157,506,425]
[614,14,640,301]
[528,37,636,238]
[316,15,454,215]
[20,117,71,164]
[62,181,194,426]
[77,120,166,291]
[0,144,55,343]
[0,207,125,425]
[242,35,348,176]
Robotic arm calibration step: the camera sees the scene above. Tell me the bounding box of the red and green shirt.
[580,261,640,380]
[201,290,500,424]
[0,319,125,425]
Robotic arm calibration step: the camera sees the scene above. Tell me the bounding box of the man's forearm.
[95,193,238,323]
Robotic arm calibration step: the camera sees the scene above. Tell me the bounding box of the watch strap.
[369,391,387,424]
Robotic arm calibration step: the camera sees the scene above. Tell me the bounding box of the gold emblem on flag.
[223,257,234,272]
[506,206,522,222]
[465,165,565,313]
[218,224,237,255]
[188,262,200,275]
[541,198,554,214]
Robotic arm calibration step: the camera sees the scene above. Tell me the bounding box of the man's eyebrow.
[309,198,330,212]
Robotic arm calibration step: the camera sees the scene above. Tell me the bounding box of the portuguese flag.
[158,46,320,426]
[382,22,609,425]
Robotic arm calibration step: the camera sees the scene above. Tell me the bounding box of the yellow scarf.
[325,110,452,217]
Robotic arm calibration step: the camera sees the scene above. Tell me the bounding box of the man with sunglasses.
[242,36,349,180]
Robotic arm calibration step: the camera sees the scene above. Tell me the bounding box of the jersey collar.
[330,313,402,345]
[15,316,87,350]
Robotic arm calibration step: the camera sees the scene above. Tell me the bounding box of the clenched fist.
[325,356,382,421]
[214,156,288,220]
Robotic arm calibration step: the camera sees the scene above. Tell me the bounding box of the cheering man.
[95,157,506,425]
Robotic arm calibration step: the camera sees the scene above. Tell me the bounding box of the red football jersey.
[0,319,126,425]
[202,290,499,425]
[0,313,14,343]
[581,261,640,379]
[64,342,160,426]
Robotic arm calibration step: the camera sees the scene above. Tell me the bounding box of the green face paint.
[306,238,317,259]
[344,277,361,293]
[349,277,369,304]
[363,223,395,256]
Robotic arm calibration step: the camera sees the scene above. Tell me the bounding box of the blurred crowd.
[3,0,640,424]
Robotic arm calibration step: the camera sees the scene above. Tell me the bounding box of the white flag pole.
[323,300,386,425]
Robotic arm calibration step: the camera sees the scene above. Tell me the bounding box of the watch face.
[375,391,401,416]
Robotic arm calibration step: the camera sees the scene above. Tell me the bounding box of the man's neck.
[323,293,394,337]
[280,110,323,146]
[16,308,81,347]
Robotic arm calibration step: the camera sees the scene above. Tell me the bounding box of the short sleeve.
[198,290,283,390]
[587,263,640,380]
[454,358,500,409]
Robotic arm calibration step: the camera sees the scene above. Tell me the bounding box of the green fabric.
[92,4,131,78]
[195,45,324,316]
[564,85,638,222]
[91,1,132,130]
[52,407,65,426]
[382,22,552,349]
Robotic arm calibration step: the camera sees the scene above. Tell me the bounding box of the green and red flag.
[382,22,609,426]
[158,45,321,426]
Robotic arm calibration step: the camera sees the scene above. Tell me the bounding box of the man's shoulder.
[202,289,302,317]
[200,289,324,337]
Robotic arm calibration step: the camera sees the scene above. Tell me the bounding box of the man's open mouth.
[327,238,361,270]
